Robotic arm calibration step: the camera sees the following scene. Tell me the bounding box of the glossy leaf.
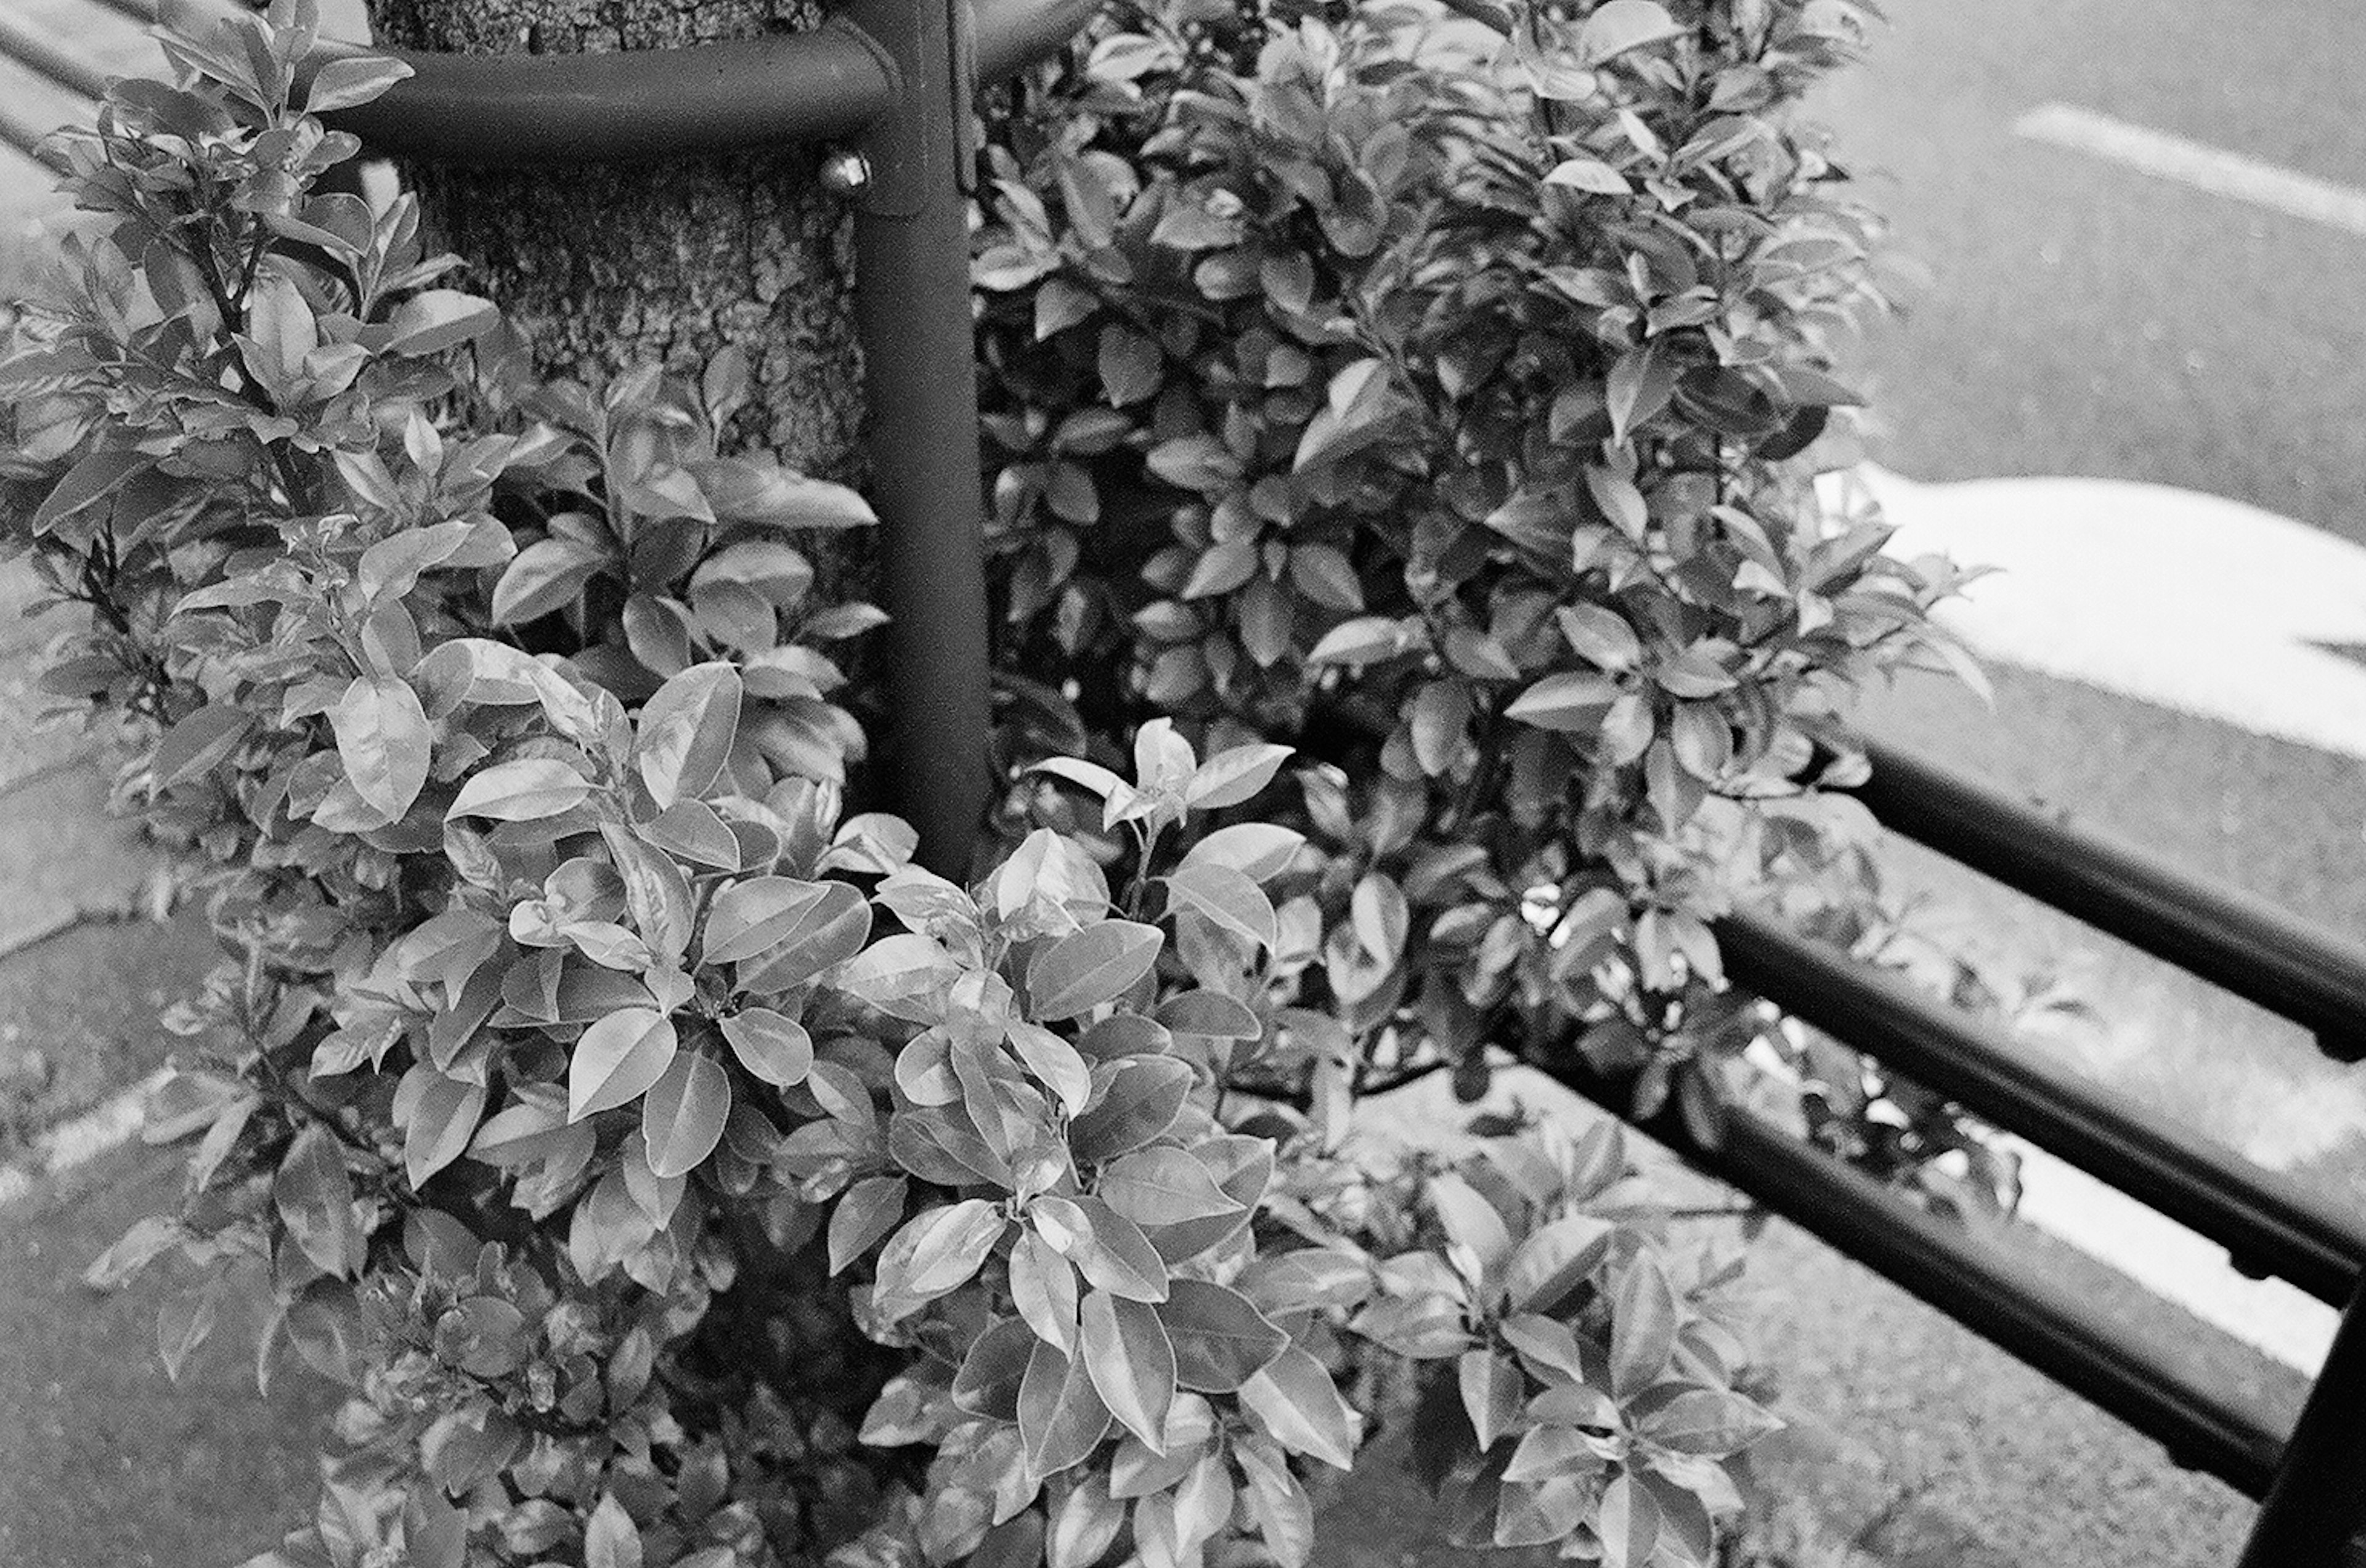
[387,289,498,356]
[1503,1213,1616,1315]
[331,674,431,821]
[1238,1346,1360,1471]
[1459,1349,1523,1452]
[568,1008,679,1121]
[876,1199,1006,1304]
[1610,1254,1681,1397]
[1035,1194,1168,1302]
[273,1123,359,1277]
[1595,1471,1661,1568]
[1047,1471,1125,1568]
[954,1316,1039,1421]
[1638,1387,1783,1456]
[447,758,592,822]
[829,1176,908,1274]
[641,1050,731,1178]
[832,931,959,1022]
[634,662,743,808]
[720,1006,814,1086]
[402,1074,486,1192]
[1010,1229,1081,1351]
[1099,1148,1243,1229]
[153,705,253,790]
[1505,672,1622,733]
[1163,863,1277,948]
[704,877,850,966]
[1067,1056,1193,1164]
[1159,1279,1287,1393]
[1019,1337,1113,1479]
[1179,823,1306,883]
[1235,1439,1314,1568]
[1079,1288,1176,1452]
[1182,743,1292,809]
[1027,921,1163,1020]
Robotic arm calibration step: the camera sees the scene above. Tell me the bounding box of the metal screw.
[819,148,871,198]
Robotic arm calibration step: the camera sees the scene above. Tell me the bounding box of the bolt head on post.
[819,148,871,198]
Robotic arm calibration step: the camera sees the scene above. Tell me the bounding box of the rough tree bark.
[363,0,866,487]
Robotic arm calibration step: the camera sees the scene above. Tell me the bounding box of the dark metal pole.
[842,0,993,876]
[0,105,67,171]
[2237,1282,2366,1567]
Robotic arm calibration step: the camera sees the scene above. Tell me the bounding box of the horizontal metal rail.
[1529,1055,2295,1498]
[0,11,112,101]
[1847,737,2366,1062]
[89,0,1101,166]
[1718,911,2366,1306]
[1705,1107,2294,1497]
[317,23,895,162]
[0,102,66,171]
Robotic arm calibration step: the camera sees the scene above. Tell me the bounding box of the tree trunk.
[364,0,866,487]
[353,14,901,1529]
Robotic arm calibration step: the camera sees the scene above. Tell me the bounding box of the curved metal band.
[314,22,897,164]
[148,0,1104,165]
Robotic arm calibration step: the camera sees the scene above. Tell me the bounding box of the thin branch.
[1660,1202,1761,1222]
[1357,1057,1451,1098]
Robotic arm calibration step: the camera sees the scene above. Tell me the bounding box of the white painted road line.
[0,1067,165,1209]
[2009,1140,2335,1373]
[1837,463,2366,763]
[2014,102,2366,238]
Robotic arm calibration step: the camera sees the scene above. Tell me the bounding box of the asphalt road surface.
[1819,0,2366,545]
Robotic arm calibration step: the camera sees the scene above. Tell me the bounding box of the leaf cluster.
[975,0,1994,1224]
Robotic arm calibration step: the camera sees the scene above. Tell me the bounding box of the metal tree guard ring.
[110,0,1108,875]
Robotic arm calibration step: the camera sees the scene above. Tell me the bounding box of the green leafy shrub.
[974,0,1981,1172]
[0,2,1983,1566]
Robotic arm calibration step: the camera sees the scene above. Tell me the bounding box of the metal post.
[2237,1280,2366,1567]
[842,0,993,877]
